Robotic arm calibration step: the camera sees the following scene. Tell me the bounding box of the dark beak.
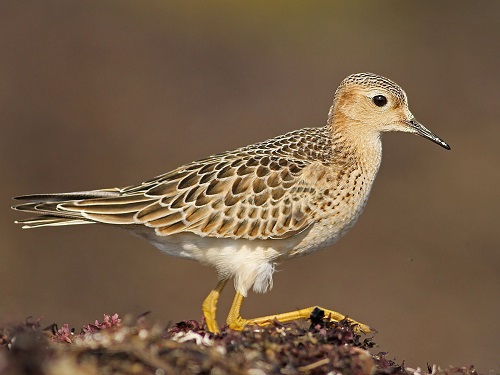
[407,119,451,150]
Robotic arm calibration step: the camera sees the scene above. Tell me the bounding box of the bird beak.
[406,119,451,150]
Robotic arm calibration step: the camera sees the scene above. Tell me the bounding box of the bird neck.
[326,113,383,179]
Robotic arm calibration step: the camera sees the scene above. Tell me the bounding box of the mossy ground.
[0,313,477,375]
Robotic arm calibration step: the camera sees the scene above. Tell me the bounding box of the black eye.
[372,95,387,107]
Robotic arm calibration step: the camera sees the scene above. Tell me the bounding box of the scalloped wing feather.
[129,154,320,240]
[14,127,333,239]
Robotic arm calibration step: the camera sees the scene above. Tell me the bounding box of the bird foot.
[226,305,371,333]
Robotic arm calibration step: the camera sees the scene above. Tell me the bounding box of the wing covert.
[134,153,319,240]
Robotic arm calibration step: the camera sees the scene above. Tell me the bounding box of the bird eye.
[372,95,387,107]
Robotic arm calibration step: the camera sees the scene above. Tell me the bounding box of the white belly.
[141,231,287,296]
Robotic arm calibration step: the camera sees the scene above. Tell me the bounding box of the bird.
[13,72,450,334]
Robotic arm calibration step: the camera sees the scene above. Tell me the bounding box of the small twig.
[297,357,330,372]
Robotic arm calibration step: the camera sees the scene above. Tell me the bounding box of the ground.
[0,312,477,375]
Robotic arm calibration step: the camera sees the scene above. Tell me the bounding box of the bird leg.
[202,279,228,334]
[226,292,371,333]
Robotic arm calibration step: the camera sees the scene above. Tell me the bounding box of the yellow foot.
[201,279,228,334]
[226,292,370,333]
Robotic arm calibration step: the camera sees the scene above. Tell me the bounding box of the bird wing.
[15,127,333,239]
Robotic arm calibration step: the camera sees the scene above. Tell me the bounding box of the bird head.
[330,72,450,150]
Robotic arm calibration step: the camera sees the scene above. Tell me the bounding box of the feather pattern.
[14,126,336,240]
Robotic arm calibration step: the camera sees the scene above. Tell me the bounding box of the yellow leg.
[202,279,228,334]
[226,292,370,333]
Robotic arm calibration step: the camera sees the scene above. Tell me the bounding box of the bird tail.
[12,189,122,229]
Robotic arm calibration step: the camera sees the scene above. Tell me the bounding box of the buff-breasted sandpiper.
[13,72,450,334]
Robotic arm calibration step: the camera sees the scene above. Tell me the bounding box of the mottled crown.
[335,72,408,105]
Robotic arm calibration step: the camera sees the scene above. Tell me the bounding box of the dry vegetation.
[0,312,477,375]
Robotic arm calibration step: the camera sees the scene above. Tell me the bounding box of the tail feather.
[13,188,122,203]
[15,216,94,229]
[12,189,124,228]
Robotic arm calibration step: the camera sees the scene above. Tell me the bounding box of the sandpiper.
[13,72,450,334]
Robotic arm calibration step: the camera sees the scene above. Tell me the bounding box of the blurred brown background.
[1,1,498,372]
